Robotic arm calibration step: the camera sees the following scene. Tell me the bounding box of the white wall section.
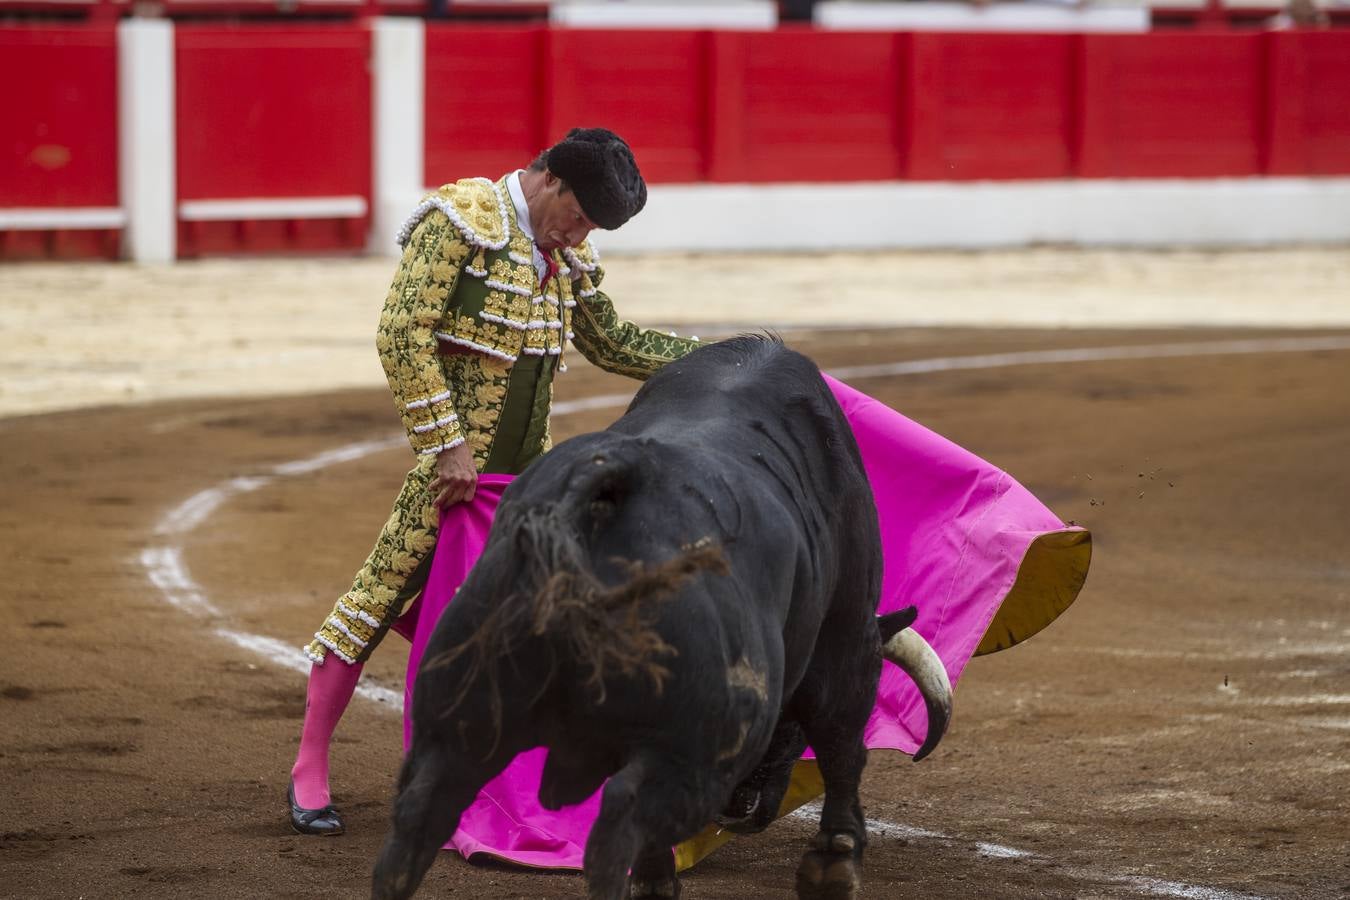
[179,196,369,221]
[596,178,1350,253]
[815,0,1150,33]
[0,208,127,230]
[118,18,177,263]
[370,17,426,254]
[551,0,778,29]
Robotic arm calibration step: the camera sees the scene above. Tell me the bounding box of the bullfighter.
[288,127,700,836]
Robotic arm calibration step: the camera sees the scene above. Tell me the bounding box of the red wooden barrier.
[0,25,119,260]
[904,32,1077,181]
[420,26,1350,191]
[1077,32,1265,178]
[546,29,710,183]
[424,25,547,186]
[1266,30,1350,176]
[174,24,371,255]
[6,23,1350,261]
[710,29,905,183]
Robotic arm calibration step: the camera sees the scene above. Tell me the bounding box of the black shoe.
[288,780,345,836]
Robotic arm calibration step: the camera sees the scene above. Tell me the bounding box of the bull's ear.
[876,606,919,643]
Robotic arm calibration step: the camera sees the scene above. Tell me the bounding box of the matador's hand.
[429,442,478,509]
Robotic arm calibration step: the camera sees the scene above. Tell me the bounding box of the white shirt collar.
[505,170,534,243]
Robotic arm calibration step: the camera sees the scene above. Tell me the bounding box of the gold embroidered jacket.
[380,176,700,469]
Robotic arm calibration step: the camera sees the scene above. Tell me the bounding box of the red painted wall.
[1,25,118,207]
[420,28,1350,186]
[711,30,905,183]
[904,32,1077,180]
[547,29,710,183]
[1267,30,1350,176]
[174,24,371,254]
[175,25,370,200]
[0,25,119,259]
[6,23,1350,260]
[424,25,547,187]
[1078,33,1266,178]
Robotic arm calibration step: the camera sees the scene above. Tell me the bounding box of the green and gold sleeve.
[569,285,701,380]
[377,211,473,455]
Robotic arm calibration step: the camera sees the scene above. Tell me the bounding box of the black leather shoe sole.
[288,781,345,836]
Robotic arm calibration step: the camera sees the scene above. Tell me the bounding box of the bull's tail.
[430,454,728,733]
[877,605,953,761]
[371,742,467,900]
[514,496,727,704]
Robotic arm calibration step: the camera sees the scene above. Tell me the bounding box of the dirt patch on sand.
[3,325,1349,898]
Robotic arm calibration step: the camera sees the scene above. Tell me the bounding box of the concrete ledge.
[591,178,1350,253]
[178,196,369,222]
[550,0,778,29]
[0,208,128,230]
[815,0,1150,32]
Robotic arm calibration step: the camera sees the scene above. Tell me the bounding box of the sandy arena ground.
[2,247,1349,899]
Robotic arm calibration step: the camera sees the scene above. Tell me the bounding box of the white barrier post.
[117,18,176,263]
[370,17,426,256]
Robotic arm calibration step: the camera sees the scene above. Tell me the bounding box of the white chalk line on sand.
[786,804,1265,900]
[141,336,1350,897]
[827,334,1350,382]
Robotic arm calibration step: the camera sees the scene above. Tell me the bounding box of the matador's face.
[529,172,598,252]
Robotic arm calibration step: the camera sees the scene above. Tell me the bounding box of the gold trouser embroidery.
[305,455,440,665]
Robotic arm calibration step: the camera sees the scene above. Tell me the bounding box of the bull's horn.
[882,628,952,762]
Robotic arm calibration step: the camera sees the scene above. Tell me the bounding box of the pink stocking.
[290,658,363,809]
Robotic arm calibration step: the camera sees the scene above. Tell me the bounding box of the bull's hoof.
[630,877,680,899]
[795,836,862,900]
[715,815,765,836]
[716,785,763,833]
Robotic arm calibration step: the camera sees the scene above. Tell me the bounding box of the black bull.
[372,336,953,900]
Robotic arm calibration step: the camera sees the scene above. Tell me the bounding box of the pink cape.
[401,375,1090,869]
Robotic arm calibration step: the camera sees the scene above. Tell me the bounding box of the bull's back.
[620,339,875,584]
[620,337,845,449]
[601,338,880,714]
[456,336,879,769]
